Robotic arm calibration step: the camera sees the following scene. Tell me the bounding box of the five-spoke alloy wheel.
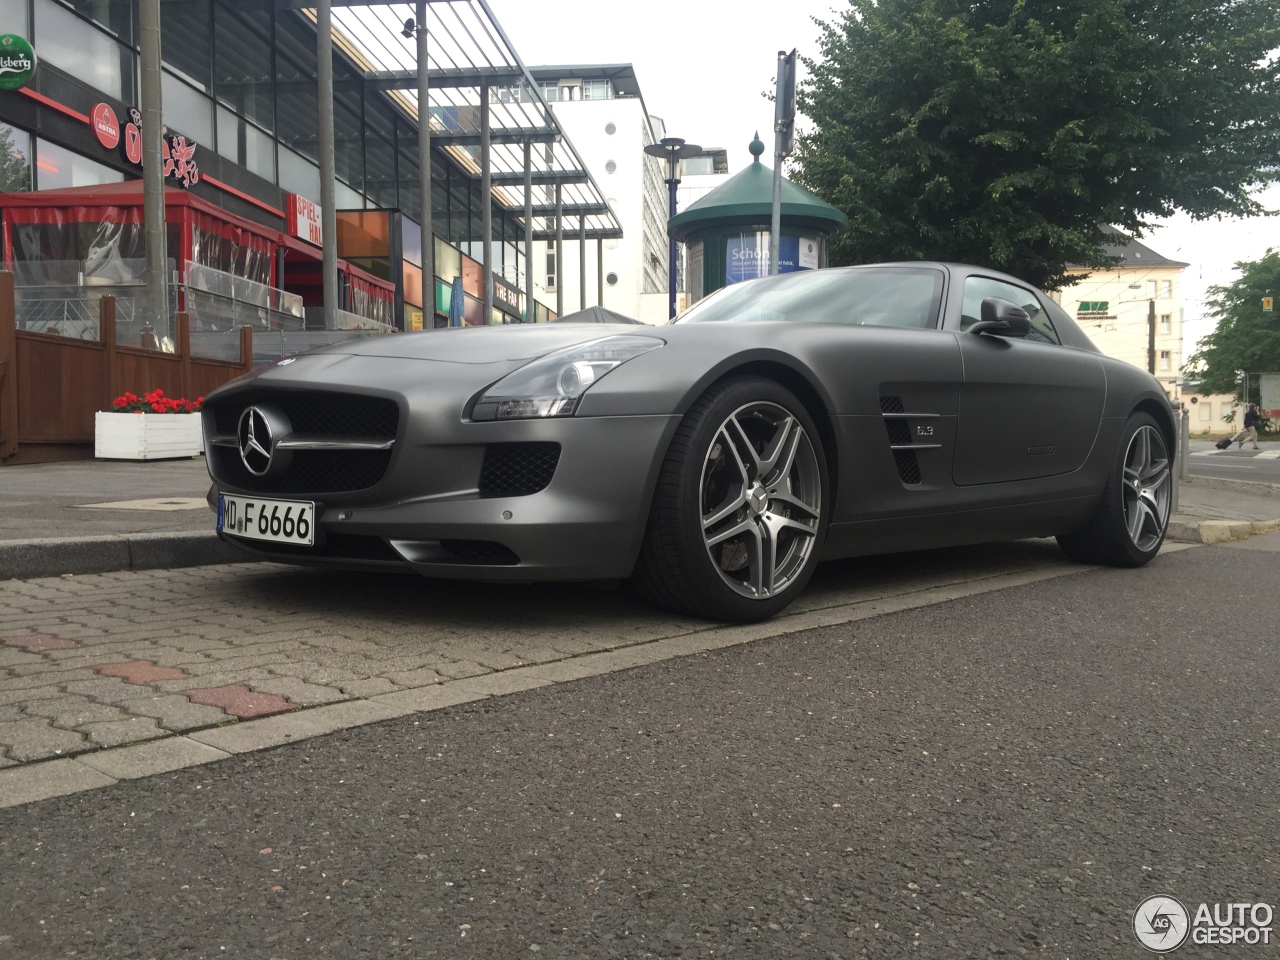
[1058,411,1171,566]
[699,400,823,600]
[1120,423,1172,554]
[635,377,830,622]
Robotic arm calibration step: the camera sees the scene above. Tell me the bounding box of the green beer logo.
[0,35,37,91]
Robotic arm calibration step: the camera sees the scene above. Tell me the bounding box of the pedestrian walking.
[1229,403,1263,450]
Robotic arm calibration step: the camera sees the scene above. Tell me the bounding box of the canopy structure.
[668,136,847,243]
[549,305,643,325]
[301,0,621,241]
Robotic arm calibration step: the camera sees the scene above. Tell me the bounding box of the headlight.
[472,335,664,421]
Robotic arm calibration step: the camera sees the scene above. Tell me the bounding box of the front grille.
[212,390,398,438]
[209,390,399,495]
[439,540,520,565]
[478,442,561,496]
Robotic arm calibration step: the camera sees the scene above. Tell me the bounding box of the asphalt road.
[1188,446,1280,483]
[1,538,1277,959]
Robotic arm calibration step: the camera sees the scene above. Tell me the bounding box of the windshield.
[675,267,944,328]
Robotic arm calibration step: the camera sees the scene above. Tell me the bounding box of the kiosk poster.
[725,233,817,285]
[1260,373,1280,418]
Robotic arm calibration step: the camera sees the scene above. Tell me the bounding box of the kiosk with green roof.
[669,135,849,306]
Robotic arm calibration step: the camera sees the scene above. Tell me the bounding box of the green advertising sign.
[0,35,37,91]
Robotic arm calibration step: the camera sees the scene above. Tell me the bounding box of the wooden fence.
[0,271,254,464]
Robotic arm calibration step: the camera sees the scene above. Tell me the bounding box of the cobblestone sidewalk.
[1,539,1094,771]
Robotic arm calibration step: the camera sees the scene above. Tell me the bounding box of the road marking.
[76,497,209,511]
[1257,451,1280,459]
[1191,451,1217,457]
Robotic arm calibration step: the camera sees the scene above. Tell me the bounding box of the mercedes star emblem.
[238,406,274,476]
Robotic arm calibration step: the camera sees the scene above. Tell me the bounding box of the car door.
[950,274,1106,486]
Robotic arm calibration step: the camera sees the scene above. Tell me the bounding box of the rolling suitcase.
[1215,438,1232,449]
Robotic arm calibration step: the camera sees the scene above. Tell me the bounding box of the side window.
[961,276,1060,344]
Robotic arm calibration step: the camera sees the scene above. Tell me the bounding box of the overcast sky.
[485,0,1280,349]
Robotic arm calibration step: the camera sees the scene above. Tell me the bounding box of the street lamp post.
[644,137,700,320]
[402,10,433,329]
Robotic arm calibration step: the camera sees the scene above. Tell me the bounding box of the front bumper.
[213,412,682,581]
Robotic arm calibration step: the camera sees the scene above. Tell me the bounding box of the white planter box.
[95,412,205,460]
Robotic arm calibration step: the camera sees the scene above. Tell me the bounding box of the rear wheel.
[634,377,829,622]
[1057,411,1171,566]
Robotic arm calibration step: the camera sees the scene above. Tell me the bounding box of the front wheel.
[634,377,829,622]
[1057,411,1171,566]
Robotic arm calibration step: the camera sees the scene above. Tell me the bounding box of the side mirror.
[969,297,1032,337]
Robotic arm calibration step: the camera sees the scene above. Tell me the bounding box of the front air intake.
[478,442,561,496]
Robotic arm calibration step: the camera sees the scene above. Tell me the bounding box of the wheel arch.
[1133,396,1177,457]
[683,359,841,512]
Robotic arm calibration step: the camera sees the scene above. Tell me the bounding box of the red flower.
[106,388,203,414]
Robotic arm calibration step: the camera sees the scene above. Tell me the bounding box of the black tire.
[634,376,830,622]
[1057,411,1171,567]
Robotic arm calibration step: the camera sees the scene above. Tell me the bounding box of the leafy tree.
[0,125,31,193]
[793,0,1280,290]
[1185,251,1280,401]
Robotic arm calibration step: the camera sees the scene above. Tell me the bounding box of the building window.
[1159,350,1171,370]
[605,160,616,174]
[1,0,30,35]
[34,0,136,102]
[539,82,559,102]
[605,122,617,135]
[162,72,214,146]
[606,272,618,286]
[1160,313,1171,334]
[1162,280,1172,298]
[1199,401,1212,421]
[33,137,125,190]
[582,80,610,100]
[546,250,556,289]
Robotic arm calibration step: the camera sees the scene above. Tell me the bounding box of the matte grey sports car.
[203,262,1175,622]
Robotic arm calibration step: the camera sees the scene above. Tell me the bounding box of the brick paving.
[94,660,191,684]
[0,542,1086,768]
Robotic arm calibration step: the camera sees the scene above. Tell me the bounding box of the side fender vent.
[880,395,921,485]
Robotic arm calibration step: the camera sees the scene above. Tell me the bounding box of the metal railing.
[185,261,303,317]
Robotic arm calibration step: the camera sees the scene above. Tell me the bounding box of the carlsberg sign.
[0,35,37,91]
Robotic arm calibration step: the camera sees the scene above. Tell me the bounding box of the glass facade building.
[1,0,613,327]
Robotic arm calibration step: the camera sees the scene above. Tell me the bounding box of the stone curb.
[0,533,248,581]
[1180,475,1280,498]
[1167,518,1280,544]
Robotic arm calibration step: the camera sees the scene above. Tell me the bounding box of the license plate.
[217,494,316,546]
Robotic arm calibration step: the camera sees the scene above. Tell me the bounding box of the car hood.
[314,323,665,364]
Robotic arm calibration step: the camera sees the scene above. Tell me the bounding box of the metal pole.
[555,182,563,317]
[768,54,786,277]
[1180,411,1190,481]
[666,162,678,318]
[139,0,167,327]
[1147,298,1156,375]
[597,238,603,307]
[523,139,533,322]
[417,1,434,328]
[480,81,493,325]
[578,216,586,312]
[317,0,338,329]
